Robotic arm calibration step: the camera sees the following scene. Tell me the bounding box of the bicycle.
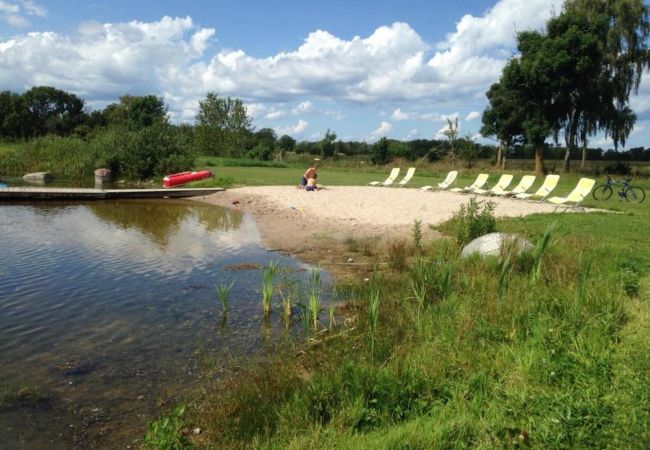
[592,175,645,203]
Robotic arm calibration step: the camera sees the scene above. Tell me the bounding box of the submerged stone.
[23,172,52,183]
[461,232,533,258]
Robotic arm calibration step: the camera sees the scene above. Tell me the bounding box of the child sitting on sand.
[305,175,317,191]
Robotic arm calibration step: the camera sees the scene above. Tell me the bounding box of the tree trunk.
[534,146,545,175]
[495,143,502,168]
[562,147,571,172]
[580,144,587,171]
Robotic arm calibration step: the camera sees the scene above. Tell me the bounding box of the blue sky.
[1,0,649,148]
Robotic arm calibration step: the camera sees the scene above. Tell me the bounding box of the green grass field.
[0,141,21,156]
[144,159,650,449]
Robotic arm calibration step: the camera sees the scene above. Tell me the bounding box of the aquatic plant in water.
[261,261,279,316]
[277,282,294,319]
[216,280,234,313]
[307,267,321,331]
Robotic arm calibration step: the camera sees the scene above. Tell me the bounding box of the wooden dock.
[0,187,225,201]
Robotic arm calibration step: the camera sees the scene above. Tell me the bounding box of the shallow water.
[0,200,328,449]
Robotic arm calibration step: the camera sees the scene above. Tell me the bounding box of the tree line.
[481,0,650,174]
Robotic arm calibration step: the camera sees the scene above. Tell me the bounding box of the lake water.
[0,200,329,449]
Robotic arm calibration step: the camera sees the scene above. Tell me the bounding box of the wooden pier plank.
[0,187,225,201]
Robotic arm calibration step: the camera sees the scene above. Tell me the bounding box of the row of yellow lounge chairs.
[369,168,596,209]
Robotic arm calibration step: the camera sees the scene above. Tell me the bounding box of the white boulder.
[461,232,533,258]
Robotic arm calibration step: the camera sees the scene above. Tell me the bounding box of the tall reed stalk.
[410,267,427,330]
[368,280,381,357]
[438,263,454,301]
[216,280,234,313]
[532,220,558,282]
[278,284,293,319]
[497,251,513,301]
[412,219,423,254]
[261,261,279,316]
[307,268,321,331]
[576,252,593,303]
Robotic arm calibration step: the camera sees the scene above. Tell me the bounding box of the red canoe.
[163,170,213,188]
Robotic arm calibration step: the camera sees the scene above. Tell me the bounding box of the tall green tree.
[542,13,608,172]
[370,137,390,165]
[565,0,650,99]
[103,95,167,130]
[0,91,31,138]
[22,86,86,136]
[277,134,296,152]
[564,0,650,163]
[481,81,524,167]
[320,129,336,158]
[195,92,252,157]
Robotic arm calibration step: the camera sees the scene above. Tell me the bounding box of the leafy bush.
[143,404,189,450]
[110,123,196,179]
[449,196,496,246]
[0,124,196,180]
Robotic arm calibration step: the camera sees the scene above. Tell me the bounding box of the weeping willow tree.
[564,0,650,167]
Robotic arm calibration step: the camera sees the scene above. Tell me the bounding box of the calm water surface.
[0,200,328,449]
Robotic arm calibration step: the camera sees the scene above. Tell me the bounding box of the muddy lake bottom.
[0,200,329,449]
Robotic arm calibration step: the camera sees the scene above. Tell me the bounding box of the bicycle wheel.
[625,186,646,203]
[592,184,613,200]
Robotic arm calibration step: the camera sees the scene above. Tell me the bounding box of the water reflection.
[0,200,329,449]
[88,200,245,249]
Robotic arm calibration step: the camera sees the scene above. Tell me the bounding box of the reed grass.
[277,284,293,319]
[216,280,234,313]
[307,267,322,331]
[576,251,593,304]
[368,273,381,356]
[497,248,513,301]
[412,219,423,254]
[410,258,428,330]
[532,220,559,282]
[261,260,279,316]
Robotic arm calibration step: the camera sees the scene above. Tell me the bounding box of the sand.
[195,186,563,254]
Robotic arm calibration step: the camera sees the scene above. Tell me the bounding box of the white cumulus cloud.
[0,0,45,28]
[371,121,392,138]
[0,1,565,127]
[465,111,481,121]
[276,119,309,136]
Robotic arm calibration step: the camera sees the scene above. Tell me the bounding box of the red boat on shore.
[163,170,213,188]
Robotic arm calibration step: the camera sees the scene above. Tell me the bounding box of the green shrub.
[449,196,496,246]
[0,124,196,180]
[143,404,189,450]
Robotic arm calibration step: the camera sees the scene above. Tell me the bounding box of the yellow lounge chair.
[449,173,489,193]
[420,170,458,191]
[493,175,536,196]
[474,174,513,195]
[396,167,416,188]
[546,178,595,209]
[515,174,560,201]
[369,167,400,187]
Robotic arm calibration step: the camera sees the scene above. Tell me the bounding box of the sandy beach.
[196,186,563,254]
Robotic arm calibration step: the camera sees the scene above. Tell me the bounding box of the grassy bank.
[144,169,649,449]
